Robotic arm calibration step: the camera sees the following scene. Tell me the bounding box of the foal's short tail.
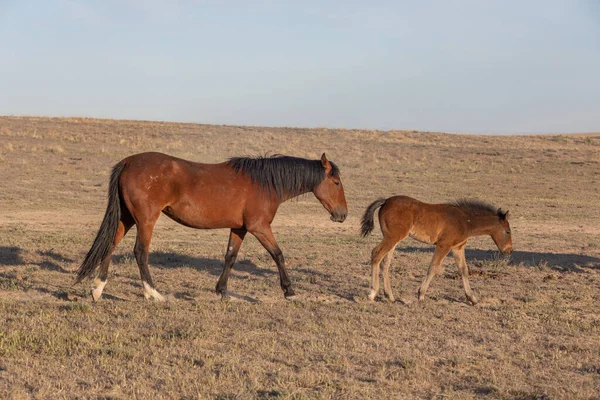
[74,162,126,284]
[360,198,387,237]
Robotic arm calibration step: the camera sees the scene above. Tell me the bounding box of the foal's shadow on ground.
[397,246,600,272]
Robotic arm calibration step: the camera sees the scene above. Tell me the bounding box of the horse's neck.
[466,215,498,237]
[278,187,313,203]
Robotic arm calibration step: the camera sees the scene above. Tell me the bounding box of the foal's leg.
[91,219,133,301]
[250,224,295,298]
[368,236,398,301]
[134,218,164,301]
[418,244,451,301]
[215,228,247,299]
[381,250,397,302]
[452,245,478,305]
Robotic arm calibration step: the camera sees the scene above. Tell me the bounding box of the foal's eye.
[334,181,340,186]
[506,230,511,235]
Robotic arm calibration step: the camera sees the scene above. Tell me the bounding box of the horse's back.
[117,152,250,229]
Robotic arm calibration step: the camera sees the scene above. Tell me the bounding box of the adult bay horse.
[361,196,512,305]
[75,152,347,301]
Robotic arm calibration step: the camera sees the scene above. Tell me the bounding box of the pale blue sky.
[1,1,599,133]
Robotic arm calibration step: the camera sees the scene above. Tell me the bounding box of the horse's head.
[490,208,512,255]
[313,153,348,223]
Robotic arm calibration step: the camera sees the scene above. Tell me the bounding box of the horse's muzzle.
[502,248,513,256]
[330,210,347,223]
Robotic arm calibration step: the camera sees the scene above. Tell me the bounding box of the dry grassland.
[0,116,599,399]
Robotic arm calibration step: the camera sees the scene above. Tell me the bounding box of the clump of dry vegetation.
[0,116,599,399]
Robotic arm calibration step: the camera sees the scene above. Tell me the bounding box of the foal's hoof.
[384,295,396,303]
[367,290,377,302]
[467,296,479,306]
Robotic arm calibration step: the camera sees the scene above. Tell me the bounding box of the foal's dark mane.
[451,199,499,216]
[227,155,340,199]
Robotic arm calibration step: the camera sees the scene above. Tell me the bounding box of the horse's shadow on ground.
[397,246,600,272]
[113,251,274,278]
[0,246,72,272]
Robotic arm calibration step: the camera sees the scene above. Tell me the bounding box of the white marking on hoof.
[368,290,377,301]
[143,282,165,302]
[91,279,107,302]
[468,296,479,306]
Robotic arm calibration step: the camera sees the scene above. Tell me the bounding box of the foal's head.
[490,209,513,255]
[313,153,348,223]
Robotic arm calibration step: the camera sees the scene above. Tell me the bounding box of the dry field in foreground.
[0,116,599,399]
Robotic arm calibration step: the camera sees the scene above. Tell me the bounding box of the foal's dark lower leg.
[216,228,246,298]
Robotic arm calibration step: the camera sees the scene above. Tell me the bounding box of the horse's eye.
[506,230,511,235]
[334,181,340,186]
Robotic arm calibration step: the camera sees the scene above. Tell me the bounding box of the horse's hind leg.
[91,218,133,301]
[418,244,451,301]
[134,217,164,301]
[452,245,478,305]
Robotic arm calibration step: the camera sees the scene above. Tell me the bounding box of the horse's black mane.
[451,199,499,216]
[227,155,340,199]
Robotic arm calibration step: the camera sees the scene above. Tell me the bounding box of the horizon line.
[1,113,598,137]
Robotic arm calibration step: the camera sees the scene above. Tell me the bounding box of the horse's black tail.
[360,198,387,237]
[74,162,126,284]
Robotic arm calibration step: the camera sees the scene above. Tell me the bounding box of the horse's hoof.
[384,295,395,303]
[367,290,377,301]
[285,294,299,301]
[468,297,479,306]
[143,282,166,302]
[91,279,106,302]
[219,292,230,302]
[91,289,102,302]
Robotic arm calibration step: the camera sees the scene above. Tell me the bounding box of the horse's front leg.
[250,224,295,299]
[215,228,247,299]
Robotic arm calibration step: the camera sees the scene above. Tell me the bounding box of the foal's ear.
[497,208,509,220]
[321,153,332,173]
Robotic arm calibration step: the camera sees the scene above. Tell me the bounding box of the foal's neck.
[466,214,499,237]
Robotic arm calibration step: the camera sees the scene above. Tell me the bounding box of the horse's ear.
[504,210,510,220]
[321,153,332,173]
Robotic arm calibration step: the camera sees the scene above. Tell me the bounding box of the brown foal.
[361,196,512,305]
[75,152,347,301]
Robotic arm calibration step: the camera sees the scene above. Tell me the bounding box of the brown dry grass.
[0,116,599,399]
